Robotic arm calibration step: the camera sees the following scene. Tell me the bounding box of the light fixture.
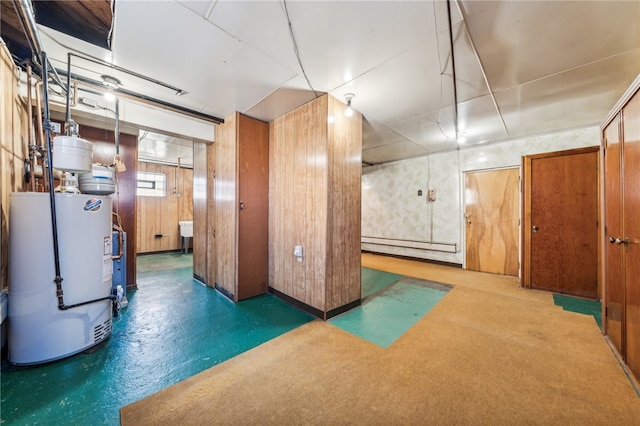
[101,75,122,101]
[344,93,355,117]
[457,130,467,144]
[103,90,116,102]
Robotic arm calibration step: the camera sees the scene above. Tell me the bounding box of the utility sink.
[179,221,193,253]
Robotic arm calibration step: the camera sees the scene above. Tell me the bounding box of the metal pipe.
[42,51,65,306]
[27,63,36,192]
[65,53,72,128]
[68,52,185,95]
[59,69,224,124]
[43,53,118,312]
[13,0,68,94]
[13,0,43,59]
[115,97,120,155]
[34,81,45,149]
[446,0,459,139]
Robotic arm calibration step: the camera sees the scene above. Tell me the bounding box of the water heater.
[8,193,113,365]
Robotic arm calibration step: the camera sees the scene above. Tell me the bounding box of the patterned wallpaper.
[361,126,600,265]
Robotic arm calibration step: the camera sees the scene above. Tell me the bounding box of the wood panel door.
[464,168,519,276]
[603,114,624,354]
[622,90,640,379]
[523,147,599,298]
[237,114,269,300]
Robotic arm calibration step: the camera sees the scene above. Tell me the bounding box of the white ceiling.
[37,0,640,165]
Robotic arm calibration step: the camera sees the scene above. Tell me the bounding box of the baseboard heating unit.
[361,237,456,253]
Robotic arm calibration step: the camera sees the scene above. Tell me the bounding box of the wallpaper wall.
[361,126,600,265]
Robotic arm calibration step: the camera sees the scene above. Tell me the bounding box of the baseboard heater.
[361,237,457,253]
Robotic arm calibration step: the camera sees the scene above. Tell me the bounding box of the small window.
[137,172,166,197]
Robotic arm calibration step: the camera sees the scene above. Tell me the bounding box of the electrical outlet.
[427,189,436,202]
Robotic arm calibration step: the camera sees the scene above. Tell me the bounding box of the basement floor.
[0,253,314,425]
[0,254,613,424]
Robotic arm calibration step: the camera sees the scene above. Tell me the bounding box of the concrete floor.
[0,253,313,425]
[1,253,605,425]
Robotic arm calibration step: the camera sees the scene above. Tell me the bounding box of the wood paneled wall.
[193,141,208,283]
[136,162,193,253]
[80,126,138,289]
[326,96,362,311]
[206,142,216,285]
[0,42,27,291]
[269,94,362,317]
[214,112,237,293]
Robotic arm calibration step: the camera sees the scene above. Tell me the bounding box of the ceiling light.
[344,93,355,117]
[104,90,116,102]
[101,75,121,88]
[101,75,121,101]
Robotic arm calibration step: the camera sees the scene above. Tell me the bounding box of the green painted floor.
[361,267,403,298]
[331,272,451,348]
[553,294,602,328]
[0,253,314,425]
[136,251,193,273]
[1,261,453,424]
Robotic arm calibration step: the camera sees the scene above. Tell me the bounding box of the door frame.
[462,165,521,275]
[521,146,601,291]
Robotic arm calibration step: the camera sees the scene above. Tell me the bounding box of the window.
[137,172,166,197]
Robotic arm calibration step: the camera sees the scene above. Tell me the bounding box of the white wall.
[361,126,600,265]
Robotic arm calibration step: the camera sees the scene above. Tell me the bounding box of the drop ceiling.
[1,0,639,165]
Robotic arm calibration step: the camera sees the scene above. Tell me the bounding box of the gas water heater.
[8,193,114,365]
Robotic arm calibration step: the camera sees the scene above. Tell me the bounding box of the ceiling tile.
[387,108,456,153]
[462,0,640,92]
[457,95,509,145]
[112,1,296,117]
[243,76,318,122]
[177,1,215,18]
[363,140,429,165]
[496,50,640,138]
[330,38,454,125]
[362,118,411,150]
[286,0,437,92]
[208,0,298,73]
[451,22,490,102]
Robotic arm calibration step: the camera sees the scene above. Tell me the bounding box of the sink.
[178,221,193,238]
[178,221,193,254]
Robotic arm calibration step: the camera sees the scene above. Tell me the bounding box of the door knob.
[532,225,539,232]
[609,237,627,245]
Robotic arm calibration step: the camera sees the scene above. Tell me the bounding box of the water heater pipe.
[42,51,115,311]
[26,63,36,192]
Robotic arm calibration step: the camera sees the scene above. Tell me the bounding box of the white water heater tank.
[8,193,113,365]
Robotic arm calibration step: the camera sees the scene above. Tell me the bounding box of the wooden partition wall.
[269,94,362,319]
[136,162,193,253]
[0,42,28,291]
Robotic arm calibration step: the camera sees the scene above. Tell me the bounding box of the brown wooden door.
[523,148,599,298]
[465,168,519,276]
[237,114,269,300]
[603,115,624,354]
[623,91,640,379]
